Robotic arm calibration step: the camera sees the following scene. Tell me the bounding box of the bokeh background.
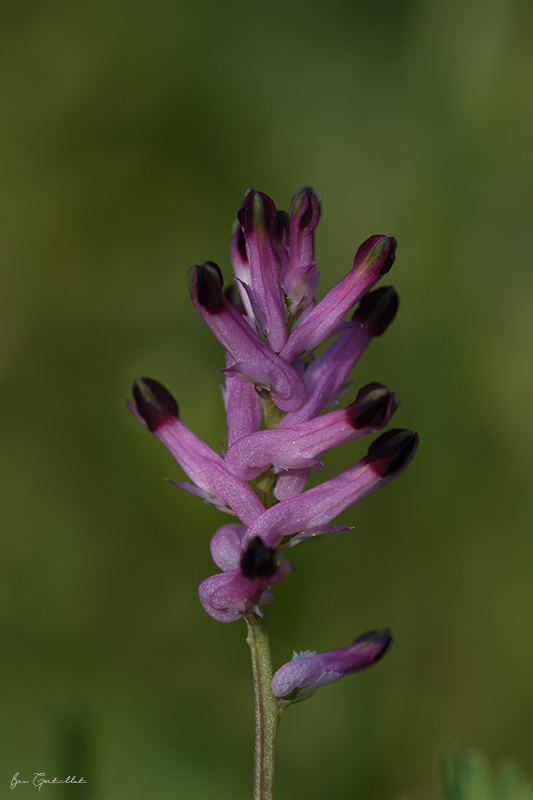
[1,0,533,797]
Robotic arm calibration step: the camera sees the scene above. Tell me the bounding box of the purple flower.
[131,188,417,623]
[131,377,264,525]
[279,234,397,364]
[237,190,289,353]
[188,262,307,412]
[280,187,321,320]
[271,629,392,702]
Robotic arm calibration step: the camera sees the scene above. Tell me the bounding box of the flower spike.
[133,188,417,635]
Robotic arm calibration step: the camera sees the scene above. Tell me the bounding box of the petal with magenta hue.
[223,360,263,447]
[280,187,321,320]
[280,286,399,426]
[242,429,418,548]
[132,377,264,525]
[237,190,288,353]
[271,628,392,701]
[188,263,306,412]
[225,383,399,481]
[199,538,291,623]
[280,235,397,363]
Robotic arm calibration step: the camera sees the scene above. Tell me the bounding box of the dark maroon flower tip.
[289,186,321,229]
[352,286,399,336]
[225,283,246,315]
[237,189,277,235]
[367,428,418,477]
[188,262,224,314]
[133,378,179,432]
[354,235,397,277]
[240,537,277,580]
[353,628,393,663]
[350,382,398,429]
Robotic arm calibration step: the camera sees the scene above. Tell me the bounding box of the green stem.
[246,612,282,800]
[245,395,284,799]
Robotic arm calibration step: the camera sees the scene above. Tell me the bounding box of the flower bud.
[271,628,392,702]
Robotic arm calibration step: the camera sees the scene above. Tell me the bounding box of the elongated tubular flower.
[131,377,264,525]
[237,190,289,353]
[279,235,397,363]
[279,187,321,320]
[188,261,307,412]
[271,629,392,701]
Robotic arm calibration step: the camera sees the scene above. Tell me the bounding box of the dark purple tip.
[352,286,399,336]
[240,537,277,580]
[367,428,418,477]
[225,283,246,315]
[350,382,397,429]
[238,189,277,235]
[353,628,393,663]
[189,262,224,314]
[133,378,179,432]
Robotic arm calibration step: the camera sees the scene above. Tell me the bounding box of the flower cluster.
[131,188,417,697]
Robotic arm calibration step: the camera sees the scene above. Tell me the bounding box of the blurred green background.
[1,0,533,797]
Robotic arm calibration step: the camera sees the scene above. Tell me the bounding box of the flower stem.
[246,612,282,800]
